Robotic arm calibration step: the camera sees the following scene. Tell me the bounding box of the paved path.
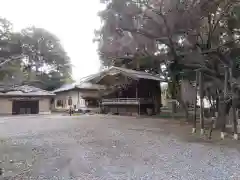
[0,115,240,179]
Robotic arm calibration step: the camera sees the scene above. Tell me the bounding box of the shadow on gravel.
[135,116,240,152]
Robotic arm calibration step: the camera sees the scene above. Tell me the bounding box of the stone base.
[131,112,139,116]
[200,129,205,135]
[221,132,226,139]
[233,133,238,140]
[39,111,51,115]
[192,128,196,133]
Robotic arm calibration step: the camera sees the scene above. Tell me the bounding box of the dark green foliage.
[0,21,72,90]
[19,27,72,90]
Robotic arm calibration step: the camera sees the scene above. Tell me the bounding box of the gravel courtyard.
[0,115,240,179]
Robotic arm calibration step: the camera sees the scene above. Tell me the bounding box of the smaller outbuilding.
[52,82,105,113]
[0,85,55,115]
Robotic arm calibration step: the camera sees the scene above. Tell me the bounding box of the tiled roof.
[112,67,163,81]
[0,85,55,96]
[84,66,164,83]
[52,67,163,93]
[52,82,106,93]
[76,82,106,90]
[52,83,77,93]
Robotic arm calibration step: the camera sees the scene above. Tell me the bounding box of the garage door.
[12,100,39,115]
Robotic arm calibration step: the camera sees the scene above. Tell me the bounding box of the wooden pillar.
[136,82,138,99]
[136,81,140,115]
[199,71,205,135]
[155,82,161,114]
[77,91,80,109]
[229,67,238,140]
[117,90,119,115]
[221,66,229,139]
[192,70,199,133]
[136,58,140,116]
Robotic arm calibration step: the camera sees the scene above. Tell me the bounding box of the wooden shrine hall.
[86,67,163,116]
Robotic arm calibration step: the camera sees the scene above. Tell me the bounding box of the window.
[85,99,98,107]
[79,99,85,105]
[56,100,63,107]
[68,97,72,106]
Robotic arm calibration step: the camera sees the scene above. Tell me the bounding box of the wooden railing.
[101,98,153,105]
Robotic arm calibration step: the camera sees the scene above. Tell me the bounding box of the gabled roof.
[0,85,55,96]
[52,83,77,93]
[52,67,163,93]
[84,66,164,83]
[52,82,106,93]
[112,67,163,81]
[76,82,106,90]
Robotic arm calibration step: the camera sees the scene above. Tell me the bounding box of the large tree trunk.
[199,71,204,135]
[180,79,196,122]
[171,100,177,113]
[183,102,189,121]
[207,96,216,139]
[216,96,219,116]
[214,94,223,129]
[169,74,189,119]
[169,75,178,113]
[177,96,189,121]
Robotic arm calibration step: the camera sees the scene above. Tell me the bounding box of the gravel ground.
[0,114,240,179]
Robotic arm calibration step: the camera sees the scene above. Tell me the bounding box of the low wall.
[0,98,12,114]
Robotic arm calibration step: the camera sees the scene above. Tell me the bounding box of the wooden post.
[136,81,140,116]
[221,66,229,139]
[136,84,138,99]
[192,70,199,133]
[138,101,141,116]
[229,67,238,140]
[199,71,205,135]
[117,91,119,115]
[136,58,140,116]
[77,91,80,110]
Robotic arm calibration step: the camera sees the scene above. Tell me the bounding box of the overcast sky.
[1,0,104,80]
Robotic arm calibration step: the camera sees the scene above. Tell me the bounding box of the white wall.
[54,90,100,110]
[39,98,51,114]
[0,98,12,114]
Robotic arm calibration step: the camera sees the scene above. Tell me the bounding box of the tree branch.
[204,73,222,85]
[143,3,178,59]
[211,2,232,36]
[217,38,240,49]
[0,55,22,68]
[119,27,170,47]
[207,14,212,49]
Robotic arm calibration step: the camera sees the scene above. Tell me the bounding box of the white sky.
[0,0,104,81]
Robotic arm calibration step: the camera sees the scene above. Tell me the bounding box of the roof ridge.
[111,66,160,77]
[13,85,55,94]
